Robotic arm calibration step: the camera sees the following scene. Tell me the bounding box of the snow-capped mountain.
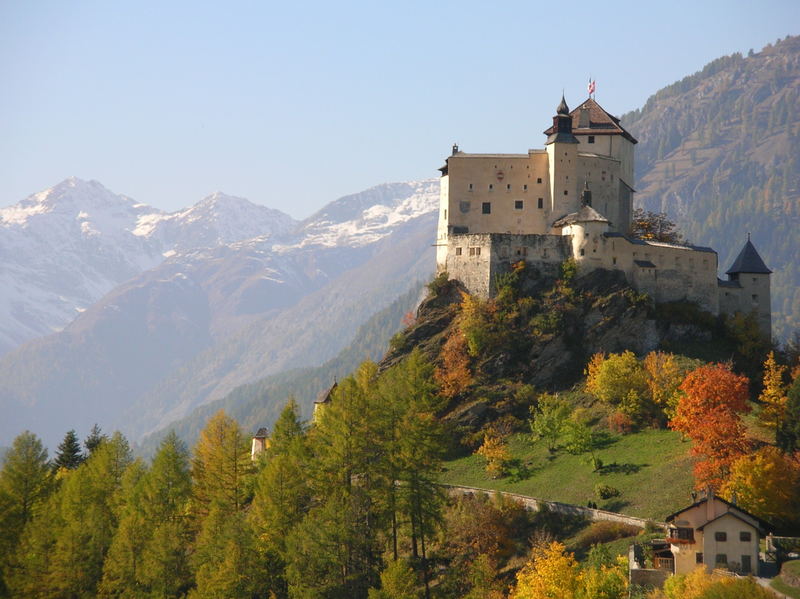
[0,177,439,447]
[0,178,297,354]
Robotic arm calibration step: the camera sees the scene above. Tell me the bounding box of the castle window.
[488,184,493,191]
[612,257,617,265]
[515,200,523,210]
[469,247,481,256]
[752,277,757,283]
[515,246,528,256]
[469,183,473,191]
[752,294,758,302]
[537,177,543,183]
[588,136,595,143]
[482,202,491,214]
[507,184,511,191]
[563,190,568,196]
[455,247,462,256]
[523,184,528,191]
[740,532,751,542]
[444,210,447,219]
[715,532,727,542]
[538,198,543,209]
[580,249,585,256]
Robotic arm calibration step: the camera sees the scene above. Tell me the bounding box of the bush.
[594,484,620,500]
[573,520,641,549]
[607,411,635,434]
[427,271,450,296]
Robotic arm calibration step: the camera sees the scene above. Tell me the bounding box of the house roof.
[696,511,764,533]
[725,238,772,274]
[314,382,337,405]
[552,205,610,228]
[543,98,638,144]
[665,496,772,531]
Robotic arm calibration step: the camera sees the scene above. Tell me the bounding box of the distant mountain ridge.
[0,177,297,353]
[622,34,800,340]
[0,179,438,446]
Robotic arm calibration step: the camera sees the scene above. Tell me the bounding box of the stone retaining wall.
[439,484,665,529]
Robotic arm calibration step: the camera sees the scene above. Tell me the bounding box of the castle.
[435,95,772,338]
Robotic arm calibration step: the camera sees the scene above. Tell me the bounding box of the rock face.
[380,269,721,437]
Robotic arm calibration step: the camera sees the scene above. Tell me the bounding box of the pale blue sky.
[1,0,798,218]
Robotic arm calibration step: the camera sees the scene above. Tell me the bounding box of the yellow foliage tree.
[435,328,472,398]
[643,351,684,418]
[578,555,628,599]
[476,434,511,479]
[758,351,788,429]
[510,541,579,599]
[721,446,800,530]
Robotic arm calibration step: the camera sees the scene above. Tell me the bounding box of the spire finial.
[557,93,570,115]
[747,232,751,241]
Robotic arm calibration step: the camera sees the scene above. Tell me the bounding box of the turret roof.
[552,204,610,228]
[544,97,638,144]
[725,238,772,275]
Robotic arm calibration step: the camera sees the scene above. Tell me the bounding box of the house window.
[740,531,751,542]
[515,200,523,210]
[538,198,544,209]
[523,184,528,191]
[715,532,727,542]
[588,135,595,143]
[696,553,704,564]
[482,202,491,214]
[537,177,542,183]
[455,247,462,256]
[715,554,727,566]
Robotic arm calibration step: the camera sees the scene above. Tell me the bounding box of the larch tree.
[0,431,53,595]
[777,374,800,454]
[758,351,789,429]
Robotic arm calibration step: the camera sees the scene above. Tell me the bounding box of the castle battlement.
[436,94,772,338]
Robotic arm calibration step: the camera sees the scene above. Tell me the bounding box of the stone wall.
[440,484,663,529]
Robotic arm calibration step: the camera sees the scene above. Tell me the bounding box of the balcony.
[654,557,674,571]
[666,527,695,544]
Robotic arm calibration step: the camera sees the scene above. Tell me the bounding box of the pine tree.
[84,423,108,456]
[53,429,84,470]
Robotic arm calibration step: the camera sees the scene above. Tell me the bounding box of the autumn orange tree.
[669,363,751,490]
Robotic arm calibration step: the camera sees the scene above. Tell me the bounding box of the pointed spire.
[726,236,772,275]
[557,93,570,115]
[581,181,592,207]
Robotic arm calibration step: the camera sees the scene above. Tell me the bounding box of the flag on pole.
[588,78,596,96]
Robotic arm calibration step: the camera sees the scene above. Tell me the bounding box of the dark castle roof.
[544,97,638,144]
[726,239,772,275]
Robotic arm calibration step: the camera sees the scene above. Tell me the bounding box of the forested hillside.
[622,35,800,341]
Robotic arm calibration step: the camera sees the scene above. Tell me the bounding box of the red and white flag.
[588,78,596,96]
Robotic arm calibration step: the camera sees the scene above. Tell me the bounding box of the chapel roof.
[544,97,638,144]
[314,382,338,405]
[254,427,269,438]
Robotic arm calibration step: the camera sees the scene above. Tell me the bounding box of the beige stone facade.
[436,95,772,338]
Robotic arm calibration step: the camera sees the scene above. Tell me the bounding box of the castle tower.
[723,236,772,339]
[543,97,637,232]
[545,94,580,219]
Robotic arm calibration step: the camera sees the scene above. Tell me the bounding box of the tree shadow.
[506,458,540,482]
[602,499,631,513]
[592,431,619,450]
[600,462,648,475]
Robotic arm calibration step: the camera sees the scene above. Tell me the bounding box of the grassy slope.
[439,429,694,521]
[774,561,800,599]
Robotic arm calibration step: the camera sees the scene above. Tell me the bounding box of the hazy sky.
[1,1,798,218]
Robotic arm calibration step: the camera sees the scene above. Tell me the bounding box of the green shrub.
[573,520,641,549]
[594,484,620,500]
